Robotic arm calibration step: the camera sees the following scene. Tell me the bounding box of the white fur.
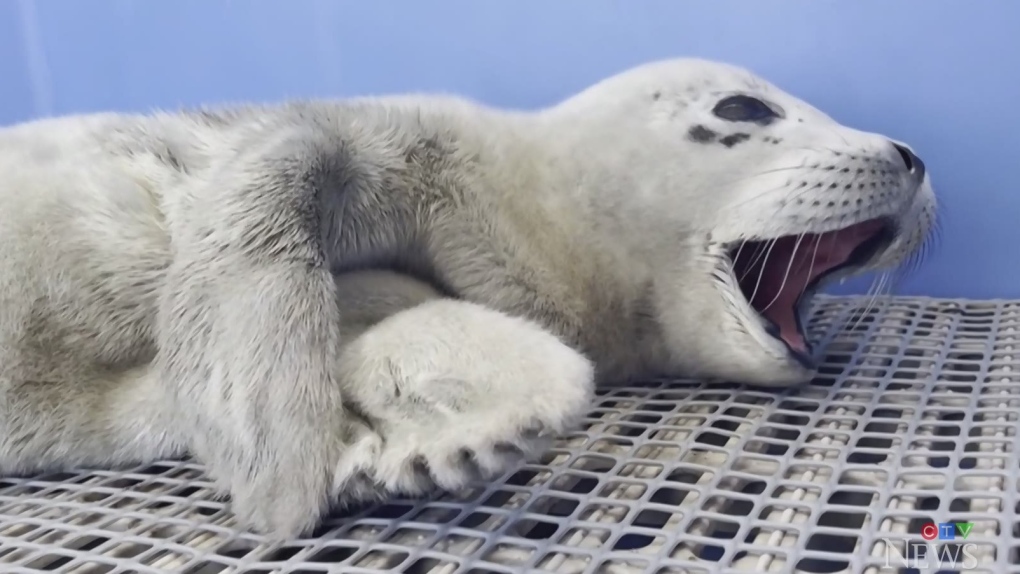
[0,58,937,538]
[333,299,593,494]
[535,60,936,383]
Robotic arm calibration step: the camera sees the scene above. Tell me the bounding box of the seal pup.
[0,58,937,538]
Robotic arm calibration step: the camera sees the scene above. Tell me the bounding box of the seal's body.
[0,59,936,537]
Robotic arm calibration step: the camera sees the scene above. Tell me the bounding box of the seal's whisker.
[819,124,854,149]
[728,169,842,213]
[747,238,779,307]
[846,271,891,336]
[803,234,824,293]
[726,181,796,212]
[734,163,809,182]
[900,238,929,277]
[893,207,941,280]
[824,227,841,261]
[871,271,894,315]
[762,169,866,211]
[888,264,908,294]
[731,240,749,272]
[693,157,821,193]
[738,238,775,284]
[728,146,911,219]
[759,231,806,314]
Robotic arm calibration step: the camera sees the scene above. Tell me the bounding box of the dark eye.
[712,95,779,124]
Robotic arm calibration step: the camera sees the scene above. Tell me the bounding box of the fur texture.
[0,58,937,538]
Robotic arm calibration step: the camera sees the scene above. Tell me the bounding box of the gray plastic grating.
[2,295,1019,574]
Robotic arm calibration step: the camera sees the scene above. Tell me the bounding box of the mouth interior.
[729,219,894,357]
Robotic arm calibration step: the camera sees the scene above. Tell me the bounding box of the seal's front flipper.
[158,259,349,538]
[153,129,362,539]
[332,299,596,500]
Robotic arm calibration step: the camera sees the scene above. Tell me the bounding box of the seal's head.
[543,58,937,387]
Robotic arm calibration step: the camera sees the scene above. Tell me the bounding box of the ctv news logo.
[921,521,974,541]
[881,521,979,569]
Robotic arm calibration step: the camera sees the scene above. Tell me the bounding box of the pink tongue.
[745,220,886,352]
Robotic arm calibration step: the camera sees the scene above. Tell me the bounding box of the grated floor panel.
[1,295,1018,574]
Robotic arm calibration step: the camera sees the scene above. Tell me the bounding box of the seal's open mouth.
[726,218,895,362]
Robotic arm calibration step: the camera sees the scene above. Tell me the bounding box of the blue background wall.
[3,0,1017,299]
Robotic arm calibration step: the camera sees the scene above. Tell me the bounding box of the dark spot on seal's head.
[719,133,751,148]
[687,125,717,143]
[652,90,662,101]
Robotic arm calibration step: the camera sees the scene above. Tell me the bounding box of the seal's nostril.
[891,142,925,181]
[893,143,914,172]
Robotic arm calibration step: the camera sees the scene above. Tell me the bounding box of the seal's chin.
[725,218,896,364]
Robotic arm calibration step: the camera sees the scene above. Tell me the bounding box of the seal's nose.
[892,142,925,182]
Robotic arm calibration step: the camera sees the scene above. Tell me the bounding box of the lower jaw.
[760,302,817,369]
[715,347,818,388]
[743,287,822,375]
